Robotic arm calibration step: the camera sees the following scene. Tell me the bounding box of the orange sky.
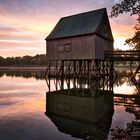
[0,0,136,57]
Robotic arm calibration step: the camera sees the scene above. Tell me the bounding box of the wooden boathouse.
[45,8,114,90]
[45,8,114,60]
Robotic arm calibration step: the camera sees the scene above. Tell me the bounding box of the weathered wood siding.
[47,35,96,60]
[95,36,113,59]
[47,34,113,60]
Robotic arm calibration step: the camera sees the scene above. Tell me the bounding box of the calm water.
[0,70,139,140]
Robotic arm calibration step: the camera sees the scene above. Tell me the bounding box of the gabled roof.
[46,8,114,41]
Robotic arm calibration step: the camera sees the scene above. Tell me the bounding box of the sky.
[0,0,137,57]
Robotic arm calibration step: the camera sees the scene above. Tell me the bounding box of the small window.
[58,45,64,52]
[64,44,71,52]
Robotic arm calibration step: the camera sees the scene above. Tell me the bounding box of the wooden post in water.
[60,60,64,90]
[48,61,51,92]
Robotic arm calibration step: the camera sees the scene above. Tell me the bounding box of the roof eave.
[46,33,114,42]
[45,33,95,41]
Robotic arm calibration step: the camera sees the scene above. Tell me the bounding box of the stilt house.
[45,8,114,60]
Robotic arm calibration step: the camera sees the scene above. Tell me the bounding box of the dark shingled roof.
[46,8,113,41]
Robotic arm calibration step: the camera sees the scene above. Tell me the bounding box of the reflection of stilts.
[131,64,140,92]
[132,64,140,78]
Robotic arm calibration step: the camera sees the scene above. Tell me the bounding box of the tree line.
[0,54,47,66]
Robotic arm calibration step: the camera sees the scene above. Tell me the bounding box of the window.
[58,45,64,52]
[64,44,71,52]
[57,43,72,53]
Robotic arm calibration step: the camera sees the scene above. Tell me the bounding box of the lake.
[0,69,139,140]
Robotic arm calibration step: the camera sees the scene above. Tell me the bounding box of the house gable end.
[95,10,114,42]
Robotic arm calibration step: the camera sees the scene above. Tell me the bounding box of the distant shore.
[0,66,47,71]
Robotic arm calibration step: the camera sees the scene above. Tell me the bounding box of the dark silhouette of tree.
[111,0,140,50]
[0,56,5,65]
[22,55,32,65]
[15,57,22,65]
[0,54,47,66]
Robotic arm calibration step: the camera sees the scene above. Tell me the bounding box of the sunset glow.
[0,0,136,57]
[114,82,138,95]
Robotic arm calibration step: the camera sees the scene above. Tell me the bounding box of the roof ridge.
[61,8,106,20]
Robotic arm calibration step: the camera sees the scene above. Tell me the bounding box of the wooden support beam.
[45,59,113,92]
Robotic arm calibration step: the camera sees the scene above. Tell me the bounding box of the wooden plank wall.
[47,35,113,60]
[47,35,96,60]
[95,36,113,59]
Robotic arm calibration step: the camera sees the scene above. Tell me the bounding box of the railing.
[105,50,140,61]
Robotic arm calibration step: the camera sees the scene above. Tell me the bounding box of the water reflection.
[0,70,140,139]
[0,70,46,80]
[1,69,140,94]
[0,76,79,140]
[113,70,140,94]
[114,94,140,107]
[45,68,140,139]
[113,70,133,87]
[45,89,114,140]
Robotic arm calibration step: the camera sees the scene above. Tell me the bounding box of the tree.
[0,54,47,66]
[111,0,140,50]
[0,56,4,65]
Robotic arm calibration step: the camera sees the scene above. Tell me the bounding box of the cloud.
[0,39,45,57]
[0,23,42,42]
[1,49,45,58]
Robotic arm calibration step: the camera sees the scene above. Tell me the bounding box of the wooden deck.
[105,50,140,61]
[105,50,140,92]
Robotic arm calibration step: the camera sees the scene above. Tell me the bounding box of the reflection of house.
[45,8,114,60]
[47,112,113,140]
[45,90,114,139]
[46,90,114,123]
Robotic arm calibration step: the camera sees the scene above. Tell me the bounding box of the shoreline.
[0,65,138,69]
[0,65,138,72]
[0,66,47,71]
